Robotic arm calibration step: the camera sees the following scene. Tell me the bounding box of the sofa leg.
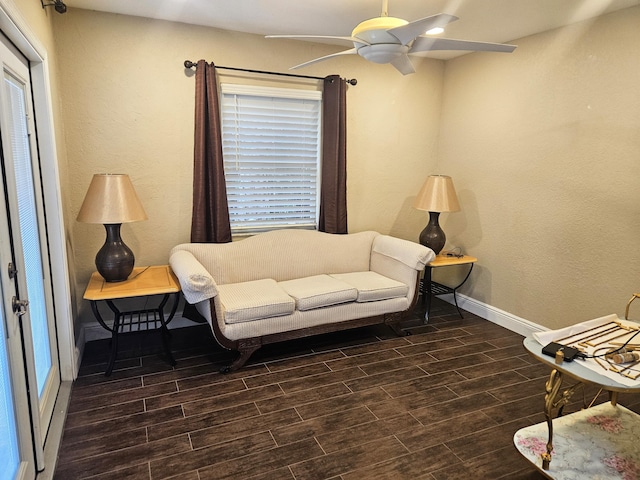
[385,313,409,337]
[388,322,409,337]
[220,338,262,374]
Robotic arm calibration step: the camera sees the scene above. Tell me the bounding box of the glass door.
[0,296,20,478]
[0,33,60,477]
[0,195,35,480]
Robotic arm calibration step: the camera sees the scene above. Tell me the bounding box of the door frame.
[0,2,76,383]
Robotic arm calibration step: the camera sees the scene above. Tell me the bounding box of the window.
[220,84,322,235]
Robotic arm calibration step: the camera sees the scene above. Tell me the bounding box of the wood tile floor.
[53,298,640,479]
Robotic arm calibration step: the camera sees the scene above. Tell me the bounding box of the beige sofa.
[169,229,434,372]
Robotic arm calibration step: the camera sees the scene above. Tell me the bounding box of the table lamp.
[413,174,460,254]
[77,174,147,282]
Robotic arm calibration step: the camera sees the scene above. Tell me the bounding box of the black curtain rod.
[183,60,357,85]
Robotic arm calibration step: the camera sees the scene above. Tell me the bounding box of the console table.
[421,254,477,321]
[83,265,180,376]
[515,334,640,479]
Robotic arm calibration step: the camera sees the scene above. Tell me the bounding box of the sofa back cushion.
[171,229,379,285]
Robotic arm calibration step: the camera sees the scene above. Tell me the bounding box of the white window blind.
[5,73,51,397]
[220,84,322,235]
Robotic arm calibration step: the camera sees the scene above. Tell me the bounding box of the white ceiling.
[63,0,639,60]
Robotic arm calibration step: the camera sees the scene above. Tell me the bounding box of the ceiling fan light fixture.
[357,44,409,64]
[425,27,444,35]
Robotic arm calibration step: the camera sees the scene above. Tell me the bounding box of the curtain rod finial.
[346,78,357,86]
[184,60,196,69]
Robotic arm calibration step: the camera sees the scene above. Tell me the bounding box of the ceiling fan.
[266,0,516,75]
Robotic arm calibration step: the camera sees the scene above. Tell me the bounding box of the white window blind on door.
[5,73,51,397]
[220,84,322,235]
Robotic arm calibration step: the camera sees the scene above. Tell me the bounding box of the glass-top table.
[515,329,640,479]
[523,335,640,395]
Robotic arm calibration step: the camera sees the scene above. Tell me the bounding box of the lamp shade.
[77,174,147,224]
[413,175,460,213]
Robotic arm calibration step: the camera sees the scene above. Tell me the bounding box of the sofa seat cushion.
[218,279,295,324]
[278,275,358,311]
[331,271,409,302]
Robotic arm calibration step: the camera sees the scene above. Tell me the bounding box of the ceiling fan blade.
[387,14,459,46]
[266,35,370,46]
[410,36,517,53]
[389,55,415,75]
[290,48,358,70]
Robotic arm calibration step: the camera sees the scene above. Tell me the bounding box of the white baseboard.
[73,328,85,379]
[438,293,548,337]
[37,381,72,480]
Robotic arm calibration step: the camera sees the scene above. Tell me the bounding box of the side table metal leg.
[106,327,119,376]
[450,263,474,319]
[91,300,120,376]
[424,267,432,324]
[158,293,178,367]
[105,300,123,377]
[160,326,176,366]
[452,290,463,318]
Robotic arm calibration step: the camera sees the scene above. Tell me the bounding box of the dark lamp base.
[96,224,135,282]
[419,211,446,255]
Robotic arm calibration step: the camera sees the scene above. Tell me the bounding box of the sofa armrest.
[169,250,219,304]
[372,235,435,271]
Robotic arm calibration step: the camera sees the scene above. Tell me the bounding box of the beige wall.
[439,6,640,328]
[49,5,640,333]
[53,9,445,327]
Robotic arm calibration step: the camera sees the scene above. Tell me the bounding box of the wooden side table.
[83,265,181,376]
[421,254,477,322]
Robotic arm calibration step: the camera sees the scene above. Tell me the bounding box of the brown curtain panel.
[185,61,231,323]
[318,75,348,234]
[190,60,232,243]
